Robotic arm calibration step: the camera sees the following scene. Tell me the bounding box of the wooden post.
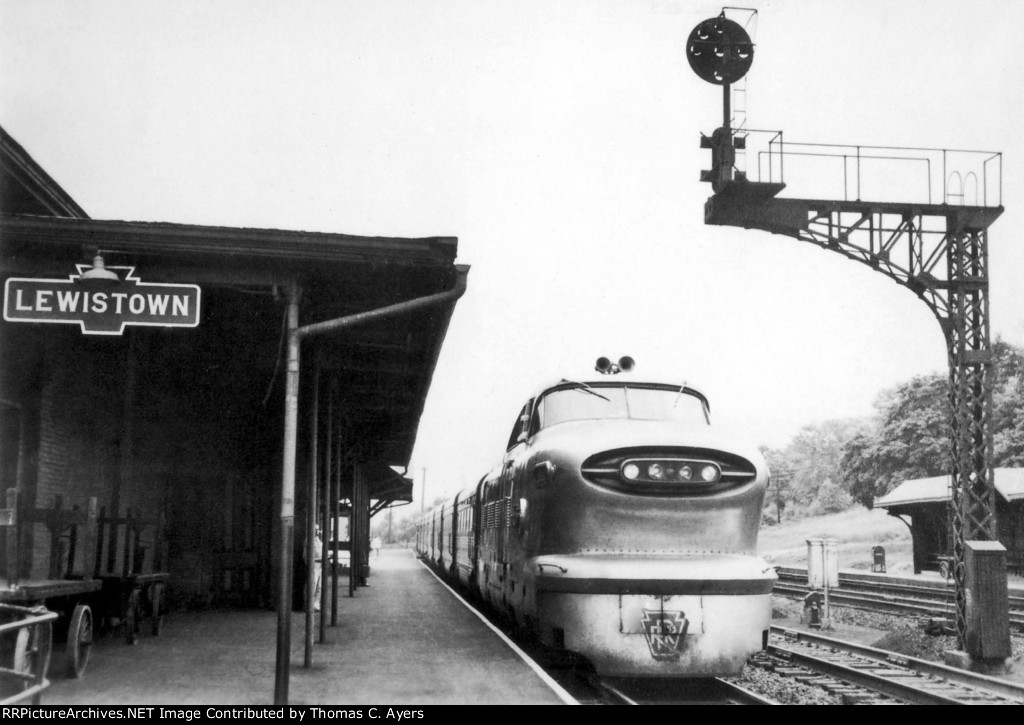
[274,281,300,706]
[331,419,340,625]
[82,497,97,580]
[349,464,356,599]
[94,506,106,577]
[106,506,119,575]
[122,508,133,577]
[3,488,18,585]
[66,502,79,579]
[319,380,332,642]
[304,359,319,667]
[157,503,168,572]
[47,495,64,579]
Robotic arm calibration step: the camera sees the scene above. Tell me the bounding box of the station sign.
[3,264,201,335]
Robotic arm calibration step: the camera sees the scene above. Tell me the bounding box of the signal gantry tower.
[687,10,1010,669]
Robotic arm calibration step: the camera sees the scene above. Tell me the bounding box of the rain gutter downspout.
[295,264,468,341]
[274,264,468,705]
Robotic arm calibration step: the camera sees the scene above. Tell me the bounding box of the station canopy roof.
[874,468,1024,509]
[1,126,465,500]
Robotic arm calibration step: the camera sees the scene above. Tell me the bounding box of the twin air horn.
[595,356,635,375]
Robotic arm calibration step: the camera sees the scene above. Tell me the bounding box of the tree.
[760,418,868,522]
[840,339,1024,507]
[806,477,853,515]
[785,419,866,506]
[840,374,948,507]
[760,447,790,524]
[991,340,1024,466]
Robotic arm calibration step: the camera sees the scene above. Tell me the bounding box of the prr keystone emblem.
[641,609,689,661]
[4,264,201,335]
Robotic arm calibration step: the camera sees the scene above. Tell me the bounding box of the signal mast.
[686,9,1010,670]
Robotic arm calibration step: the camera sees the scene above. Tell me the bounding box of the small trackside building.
[874,468,1024,575]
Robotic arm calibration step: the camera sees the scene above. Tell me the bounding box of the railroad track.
[763,626,1024,705]
[461,571,1021,705]
[588,675,779,705]
[460,581,783,704]
[773,567,1024,629]
[776,566,1024,607]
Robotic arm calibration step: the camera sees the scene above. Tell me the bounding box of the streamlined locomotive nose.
[415,372,772,677]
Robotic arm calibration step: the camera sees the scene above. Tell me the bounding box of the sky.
[2,0,1022,506]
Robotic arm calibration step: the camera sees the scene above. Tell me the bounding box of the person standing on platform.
[371,535,382,559]
[306,526,323,612]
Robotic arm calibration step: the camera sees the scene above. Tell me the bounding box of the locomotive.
[415,357,775,677]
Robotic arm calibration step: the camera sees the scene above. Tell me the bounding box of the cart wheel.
[150,583,164,636]
[939,559,952,580]
[11,618,52,692]
[66,604,93,678]
[125,589,141,645]
[0,630,27,698]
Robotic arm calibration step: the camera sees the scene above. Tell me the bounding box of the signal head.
[687,15,754,85]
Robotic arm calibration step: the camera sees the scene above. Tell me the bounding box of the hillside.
[757,507,916,574]
[757,507,1024,588]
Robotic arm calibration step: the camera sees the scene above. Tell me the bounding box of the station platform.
[42,549,575,706]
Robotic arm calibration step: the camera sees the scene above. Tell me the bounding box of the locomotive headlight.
[618,457,722,487]
[589,453,752,492]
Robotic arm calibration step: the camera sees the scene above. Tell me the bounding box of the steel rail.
[770,626,1024,704]
[775,566,1024,608]
[773,583,950,615]
[597,679,639,705]
[592,676,775,705]
[714,678,779,705]
[773,581,1024,629]
[768,644,961,704]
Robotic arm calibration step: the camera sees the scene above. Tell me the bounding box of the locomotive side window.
[505,400,533,450]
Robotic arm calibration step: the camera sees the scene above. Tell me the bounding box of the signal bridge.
[688,9,1010,672]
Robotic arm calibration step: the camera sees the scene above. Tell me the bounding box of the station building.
[0,125,467,612]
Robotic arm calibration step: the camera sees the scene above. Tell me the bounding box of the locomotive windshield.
[536,383,709,429]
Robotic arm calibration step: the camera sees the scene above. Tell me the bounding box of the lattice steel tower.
[687,10,1010,664]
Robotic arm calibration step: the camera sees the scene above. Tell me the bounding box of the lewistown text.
[3,265,200,335]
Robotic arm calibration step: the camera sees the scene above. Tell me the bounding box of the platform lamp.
[78,251,120,284]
